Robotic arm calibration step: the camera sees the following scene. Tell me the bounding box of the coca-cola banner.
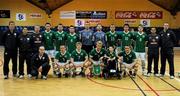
[115,11,163,19]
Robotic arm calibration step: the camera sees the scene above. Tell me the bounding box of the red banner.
[115,11,163,19]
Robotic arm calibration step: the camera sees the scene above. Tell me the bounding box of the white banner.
[16,13,26,21]
[60,11,75,19]
[140,19,150,27]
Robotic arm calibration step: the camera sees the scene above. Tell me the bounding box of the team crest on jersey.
[167,33,170,36]
[155,36,159,39]
[39,35,42,38]
[27,38,30,41]
[62,34,64,37]
[14,33,17,37]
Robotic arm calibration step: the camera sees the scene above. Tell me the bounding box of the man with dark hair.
[1,21,19,79]
[18,27,32,79]
[119,24,133,51]
[147,28,160,77]
[42,23,56,75]
[66,25,79,53]
[159,22,177,79]
[31,46,51,80]
[106,24,118,48]
[54,24,67,52]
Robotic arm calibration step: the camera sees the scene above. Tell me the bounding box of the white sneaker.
[170,76,174,79]
[160,74,164,77]
[19,75,24,79]
[28,74,32,79]
[42,76,47,80]
[147,73,151,77]
[154,74,159,77]
[142,71,147,76]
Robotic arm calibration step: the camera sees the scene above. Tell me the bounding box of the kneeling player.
[54,45,71,78]
[118,46,140,78]
[31,46,51,80]
[71,42,88,76]
[89,41,106,76]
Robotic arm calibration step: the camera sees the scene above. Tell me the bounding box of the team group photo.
[0,0,180,96]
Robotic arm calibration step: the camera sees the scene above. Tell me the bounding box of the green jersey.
[106,51,116,59]
[133,32,147,52]
[54,31,67,51]
[43,30,55,50]
[71,49,88,62]
[119,31,133,51]
[66,33,79,53]
[106,31,118,47]
[55,51,71,63]
[119,51,136,64]
[89,48,106,61]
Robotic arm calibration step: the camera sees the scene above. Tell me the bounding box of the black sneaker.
[129,71,133,76]
[65,73,69,78]
[57,73,61,78]
[132,73,136,78]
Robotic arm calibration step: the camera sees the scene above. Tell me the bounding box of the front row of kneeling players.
[30,41,139,80]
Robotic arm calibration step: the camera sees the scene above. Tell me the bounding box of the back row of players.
[2,21,177,79]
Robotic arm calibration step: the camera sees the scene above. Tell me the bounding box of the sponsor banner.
[75,19,85,27]
[16,13,26,21]
[76,11,107,19]
[140,19,150,27]
[86,19,101,25]
[60,11,76,19]
[0,10,10,18]
[29,13,42,18]
[124,19,137,24]
[115,11,162,19]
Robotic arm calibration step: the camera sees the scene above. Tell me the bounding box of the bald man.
[31,46,51,80]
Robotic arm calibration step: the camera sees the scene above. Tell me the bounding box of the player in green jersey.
[89,41,106,76]
[43,23,56,75]
[106,24,118,48]
[66,25,79,53]
[118,46,140,78]
[54,45,71,78]
[119,24,133,51]
[54,24,68,52]
[71,42,89,76]
[133,24,148,75]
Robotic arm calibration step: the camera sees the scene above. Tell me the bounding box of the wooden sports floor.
[0,47,179,96]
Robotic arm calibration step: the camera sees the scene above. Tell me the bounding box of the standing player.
[133,24,148,75]
[106,24,118,48]
[1,21,19,79]
[118,24,133,51]
[93,24,106,47]
[79,22,94,53]
[159,22,177,79]
[18,27,32,79]
[54,24,67,52]
[54,45,71,78]
[147,28,160,77]
[89,41,106,76]
[71,42,88,76]
[66,25,79,53]
[31,25,44,54]
[42,23,55,75]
